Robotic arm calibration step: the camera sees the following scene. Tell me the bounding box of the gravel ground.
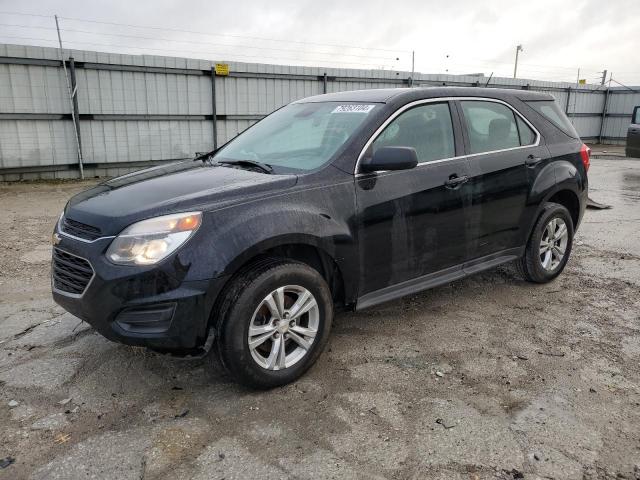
[1,158,639,480]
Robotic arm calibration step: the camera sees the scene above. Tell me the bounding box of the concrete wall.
[1,43,638,180]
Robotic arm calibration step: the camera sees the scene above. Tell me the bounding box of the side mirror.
[360,146,418,173]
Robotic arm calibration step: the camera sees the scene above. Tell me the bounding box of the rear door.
[355,100,472,296]
[456,99,549,259]
[626,106,640,158]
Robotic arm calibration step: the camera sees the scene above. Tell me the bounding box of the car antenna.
[484,72,494,88]
[193,148,218,164]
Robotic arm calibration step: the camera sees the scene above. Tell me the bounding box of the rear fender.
[524,157,584,240]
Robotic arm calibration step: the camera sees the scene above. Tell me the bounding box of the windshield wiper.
[218,159,273,174]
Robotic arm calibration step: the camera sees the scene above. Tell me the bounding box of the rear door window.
[372,102,455,163]
[460,101,521,154]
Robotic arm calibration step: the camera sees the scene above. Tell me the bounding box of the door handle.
[444,174,469,189]
[525,154,543,167]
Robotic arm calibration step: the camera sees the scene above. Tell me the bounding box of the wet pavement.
[587,143,627,158]
[1,158,639,479]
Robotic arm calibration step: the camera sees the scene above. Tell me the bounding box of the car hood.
[65,161,298,236]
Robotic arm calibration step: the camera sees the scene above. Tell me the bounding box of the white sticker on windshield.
[331,104,376,114]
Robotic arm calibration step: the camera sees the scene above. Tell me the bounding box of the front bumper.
[51,232,227,353]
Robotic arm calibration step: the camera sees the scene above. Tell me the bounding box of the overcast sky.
[1,0,638,85]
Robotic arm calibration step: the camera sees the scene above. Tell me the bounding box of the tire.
[213,259,333,389]
[518,202,574,283]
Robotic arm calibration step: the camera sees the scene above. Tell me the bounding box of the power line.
[0,11,52,18]
[0,22,400,61]
[0,17,593,72]
[0,22,57,30]
[610,78,640,93]
[0,34,400,68]
[443,54,612,76]
[0,10,410,55]
[58,28,399,61]
[442,61,586,78]
[58,15,411,54]
[2,11,639,82]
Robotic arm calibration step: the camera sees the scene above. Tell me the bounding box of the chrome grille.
[52,248,94,295]
[61,217,102,241]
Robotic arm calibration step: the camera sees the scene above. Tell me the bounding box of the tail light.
[579,144,591,172]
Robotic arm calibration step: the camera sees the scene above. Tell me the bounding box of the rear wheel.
[213,260,333,389]
[518,202,574,283]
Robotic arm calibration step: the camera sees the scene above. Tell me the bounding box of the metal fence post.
[68,57,83,168]
[323,73,327,94]
[598,87,610,144]
[211,67,218,150]
[55,14,84,178]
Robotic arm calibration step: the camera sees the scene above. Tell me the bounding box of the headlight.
[106,212,202,266]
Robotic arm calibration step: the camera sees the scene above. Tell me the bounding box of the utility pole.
[600,69,608,86]
[513,44,523,79]
[410,50,415,87]
[55,15,84,179]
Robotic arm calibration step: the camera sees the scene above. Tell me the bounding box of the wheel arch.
[546,189,580,228]
[524,185,581,243]
[208,235,352,330]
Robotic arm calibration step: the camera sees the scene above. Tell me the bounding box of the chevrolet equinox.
[52,87,589,388]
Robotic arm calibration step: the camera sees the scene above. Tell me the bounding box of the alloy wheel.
[248,285,319,370]
[539,217,568,271]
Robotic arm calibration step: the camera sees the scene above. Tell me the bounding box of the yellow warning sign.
[578,79,586,85]
[214,63,229,76]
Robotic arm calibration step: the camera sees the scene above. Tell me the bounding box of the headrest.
[489,118,511,140]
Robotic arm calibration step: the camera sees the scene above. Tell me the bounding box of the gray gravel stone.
[30,413,69,431]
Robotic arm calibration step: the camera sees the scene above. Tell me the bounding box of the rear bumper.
[577,181,588,230]
[51,233,228,354]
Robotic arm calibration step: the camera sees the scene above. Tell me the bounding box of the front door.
[355,101,472,296]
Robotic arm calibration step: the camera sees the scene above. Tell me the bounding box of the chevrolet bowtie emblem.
[52,233,62,246]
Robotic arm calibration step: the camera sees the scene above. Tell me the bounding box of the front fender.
[179,177,358,300]
[222,232,347,277]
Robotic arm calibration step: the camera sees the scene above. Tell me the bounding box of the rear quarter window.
[516,116,536,145]
[526,100,579,138]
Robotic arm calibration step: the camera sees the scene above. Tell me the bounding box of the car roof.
[295,86,553,104]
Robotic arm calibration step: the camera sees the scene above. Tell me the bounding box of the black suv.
[52,87,589,388]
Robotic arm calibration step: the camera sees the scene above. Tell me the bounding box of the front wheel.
[518,202,574,283]
[214,260,333,389]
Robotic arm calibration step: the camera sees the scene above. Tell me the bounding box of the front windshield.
[214,102,378,172]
